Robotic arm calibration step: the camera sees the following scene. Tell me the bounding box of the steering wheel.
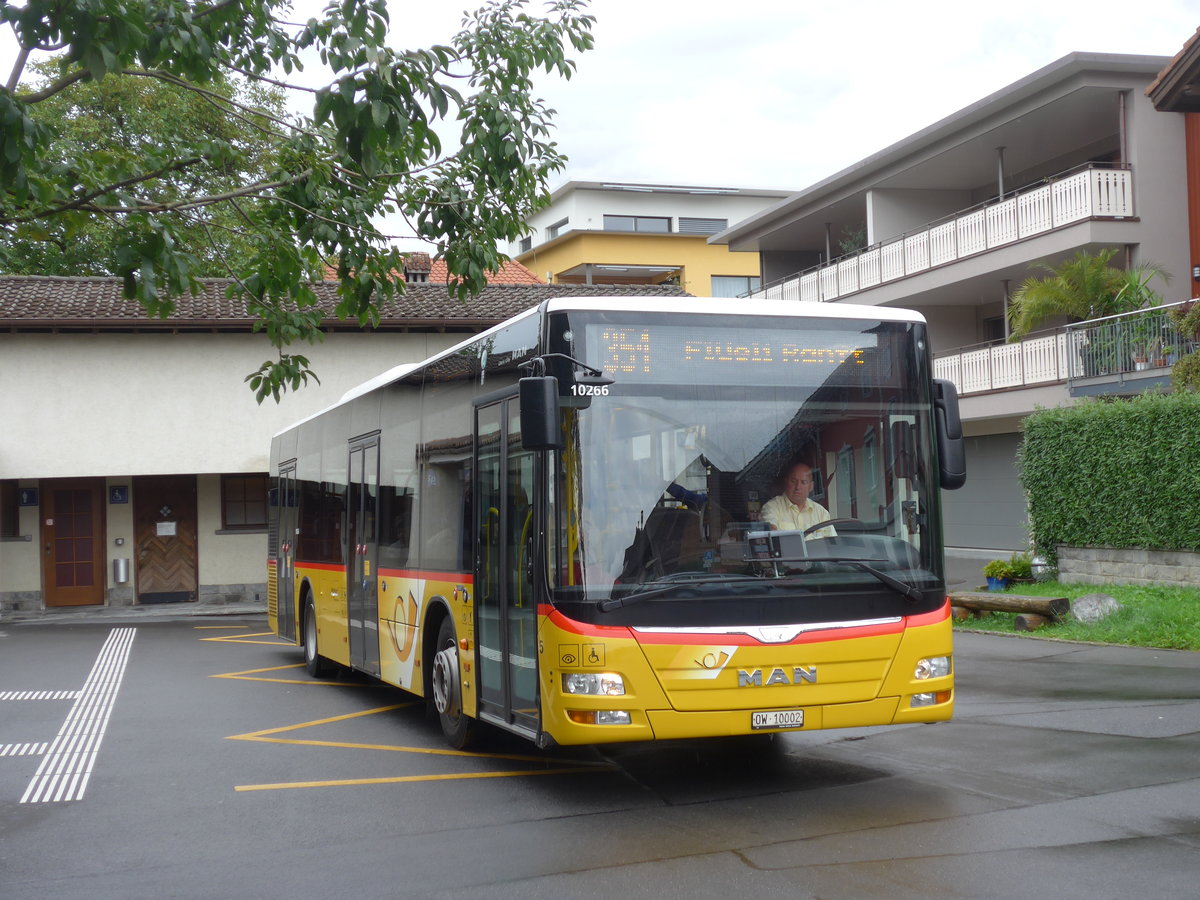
[802,518,861,537]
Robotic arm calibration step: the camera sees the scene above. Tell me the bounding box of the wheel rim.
[304,610,316,663]
[432,642,459,717]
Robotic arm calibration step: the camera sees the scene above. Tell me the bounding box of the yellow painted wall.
[518,232,761,297]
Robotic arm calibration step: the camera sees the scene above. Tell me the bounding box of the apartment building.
[508,181,790,297]
[714,52,1190,567]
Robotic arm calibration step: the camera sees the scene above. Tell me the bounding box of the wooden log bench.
[950,592,1070,631]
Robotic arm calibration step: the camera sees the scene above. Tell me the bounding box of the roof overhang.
[714,52,1171,253]
[1147,28,1200,111]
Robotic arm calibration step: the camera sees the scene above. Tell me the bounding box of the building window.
[519,236,532,253]
[0,480,18,538]
[710,275,761,298]
[982,315,1006,343]
[678,217,728,235]
[603,214,671,233]
[222,474,268,529]
[546,218,569,240]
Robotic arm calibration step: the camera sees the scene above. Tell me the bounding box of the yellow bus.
[268,297,965,749]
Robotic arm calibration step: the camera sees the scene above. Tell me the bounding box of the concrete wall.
[1058,546,1200,587]
[0,331,463,478]
[0,329,466,609]
[866,189,972,244]
[515,184,787,256]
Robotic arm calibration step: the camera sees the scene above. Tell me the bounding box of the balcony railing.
[933,302,1191,397]
[752,163,1134,303]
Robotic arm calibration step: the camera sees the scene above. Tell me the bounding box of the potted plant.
[1169,299,1200,344]
[1007,552,1034,583]
[982,558,1015,591]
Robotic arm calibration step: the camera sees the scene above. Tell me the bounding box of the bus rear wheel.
[431,616,476,749]
[303,596,334,678]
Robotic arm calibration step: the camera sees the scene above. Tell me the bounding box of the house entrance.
[40,478,106,607]
[133,475,198,604]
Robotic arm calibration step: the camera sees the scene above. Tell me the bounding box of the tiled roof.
[429,257,542,284]
[0,276,689,330]
[1147,27,1200,110]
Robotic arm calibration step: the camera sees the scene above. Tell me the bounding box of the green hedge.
[1018,392,1200,563]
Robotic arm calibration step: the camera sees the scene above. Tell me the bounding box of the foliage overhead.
[3,59,288,276]
[1006,248,1172,339]
[0,0,595,401]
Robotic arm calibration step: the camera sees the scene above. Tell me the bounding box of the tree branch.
[14,67,89,103]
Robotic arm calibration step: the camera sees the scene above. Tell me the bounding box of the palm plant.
[1007,249,1171,338]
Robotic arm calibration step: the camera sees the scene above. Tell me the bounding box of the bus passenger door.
[475,398,538,734]
[347,436,381,676]
[276,463,298,642]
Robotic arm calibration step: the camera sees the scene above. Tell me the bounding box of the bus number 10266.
[571,383,610,397]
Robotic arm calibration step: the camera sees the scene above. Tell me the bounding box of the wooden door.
[41,479,106,607]
[133,475,198,604]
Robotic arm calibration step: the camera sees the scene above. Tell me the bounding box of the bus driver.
[761,460,836,539]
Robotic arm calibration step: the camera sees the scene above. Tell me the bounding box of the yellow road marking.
[194,625,251,630]
[236,767,609,792]
[211,663,370,687]
[213,632,616,791]
[202,632,290,645]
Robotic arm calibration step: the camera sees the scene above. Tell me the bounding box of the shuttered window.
[678,217,728,235]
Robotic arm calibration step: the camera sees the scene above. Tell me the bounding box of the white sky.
[5,0,1199,246]
[387,0,1198,193]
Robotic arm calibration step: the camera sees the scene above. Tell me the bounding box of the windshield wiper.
[597,575,764,613]
[765,555,925,603]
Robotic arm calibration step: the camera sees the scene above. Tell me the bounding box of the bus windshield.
[548,310,945,627]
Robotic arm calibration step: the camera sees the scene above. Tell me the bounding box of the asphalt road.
[1,615,1197,899]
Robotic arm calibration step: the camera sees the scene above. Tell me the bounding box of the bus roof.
[275,298,927,438]
[542,296,927,324]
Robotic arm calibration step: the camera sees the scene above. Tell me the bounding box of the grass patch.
[952,580,1200,651]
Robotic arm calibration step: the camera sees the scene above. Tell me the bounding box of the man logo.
[738,666,817,687]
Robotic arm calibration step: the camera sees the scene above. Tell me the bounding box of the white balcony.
[753,165,1134,303]
[933,303,1191,399]
[933,333,1070,395]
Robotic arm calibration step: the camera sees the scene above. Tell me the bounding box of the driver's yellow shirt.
[760,496,836,539]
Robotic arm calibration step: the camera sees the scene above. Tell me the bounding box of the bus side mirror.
[519,376,564,451]
[934,379,966,490]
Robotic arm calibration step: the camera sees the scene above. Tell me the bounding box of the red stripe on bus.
[545,600,951,645]
[294,561,346,573]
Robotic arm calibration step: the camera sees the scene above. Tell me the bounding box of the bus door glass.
[276,463,298,641]
[475,398,538,731]
[347,435,381,676]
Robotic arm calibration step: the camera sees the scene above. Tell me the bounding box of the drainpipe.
[996,147,1006,200]
[1118,92,1128,167]
[1002,279,1011,341]
[824,223,832,263]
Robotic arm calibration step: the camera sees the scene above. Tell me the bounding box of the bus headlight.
[562,672,625,696]
[910,690,952,708]
[567,709,632,725]
[914,656,951,680]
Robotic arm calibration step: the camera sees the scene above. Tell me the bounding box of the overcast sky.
[399,0,1198,192]
[5,0,1198,244]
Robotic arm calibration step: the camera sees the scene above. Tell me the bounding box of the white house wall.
[0,331,462,478]
[514,183,790,255]
[866,189,973,245]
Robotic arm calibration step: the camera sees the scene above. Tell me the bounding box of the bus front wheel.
[432,617,476,749]
[303,596,334,678]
